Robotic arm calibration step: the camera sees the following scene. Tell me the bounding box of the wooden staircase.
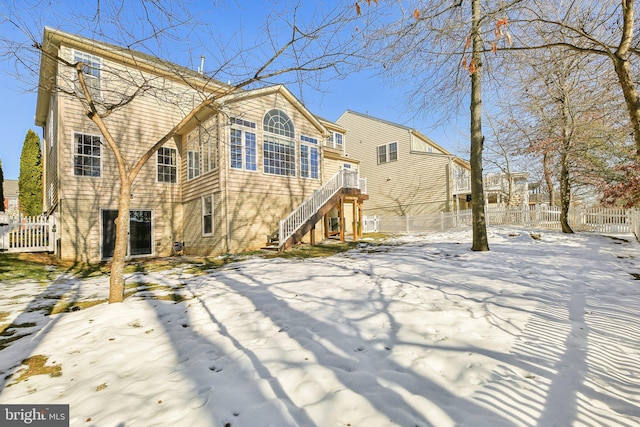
[266,169,367,251]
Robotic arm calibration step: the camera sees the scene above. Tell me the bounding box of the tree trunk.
[108,178,132,303]
[470,0,489,251]
[543,151,555,206]
[559,150,573,233]
[613,0,640,160]
[559,94,574,234]
[612,55,640,160]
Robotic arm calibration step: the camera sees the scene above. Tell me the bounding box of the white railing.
[279,169,363,248]
[453,176,471,194]
[362,215,379,233]
[0,213,57,253]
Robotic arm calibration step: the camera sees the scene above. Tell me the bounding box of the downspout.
[448,156,454,213]
[221,111,231,252]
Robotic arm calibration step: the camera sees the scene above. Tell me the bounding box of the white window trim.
[187,129,201,180]
[99,208,155,260]
[326,131,344,150]
[157,146,178,184]
[262,109,297,177]
[187,125,219,180]
[72,131,102,178]
[377,141,398,164]
[72,49,102,100]
[262,135,296,177]
[230,122,258,172]
[299,135,319,180]
[202,195,214,236]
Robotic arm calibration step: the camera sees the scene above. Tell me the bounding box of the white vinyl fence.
[0,213,57,253]
[364,206,640,237]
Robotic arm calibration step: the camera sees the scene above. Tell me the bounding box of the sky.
[1,227,639,426]
[0,1,468,181]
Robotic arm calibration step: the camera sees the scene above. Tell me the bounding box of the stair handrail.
[278,169,360,248]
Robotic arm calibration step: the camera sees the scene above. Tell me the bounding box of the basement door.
[101,209,153,259]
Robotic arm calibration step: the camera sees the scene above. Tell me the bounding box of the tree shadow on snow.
[211,265,514,427]
[0,273,84,393]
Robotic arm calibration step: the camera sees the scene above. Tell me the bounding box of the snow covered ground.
[1,228,640,427]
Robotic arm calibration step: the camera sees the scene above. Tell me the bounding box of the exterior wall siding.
[58,197,181,261]
[182,193,225,256]
[179,90,326,255]
[42,34,341,261]
[338,111,452,216]
[55,44,188,261]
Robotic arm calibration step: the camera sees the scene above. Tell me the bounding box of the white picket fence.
[0,213,57,253]
[363,206,639,236]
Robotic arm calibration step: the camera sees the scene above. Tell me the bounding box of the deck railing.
[279,169,364,248]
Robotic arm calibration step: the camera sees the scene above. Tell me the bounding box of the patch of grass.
[0,322,39,350]
[0,322,37,334]
[0,333,30,351]
[271,242,360,259]
[183,255,245,275]
[124,258,184,274]
[0,312,9,322]
[124,282,187,303]
[361,232,394,242]
[49,299,107,315]
[0,253,64,283]
[96,383,107,391]
[9,355,62,386]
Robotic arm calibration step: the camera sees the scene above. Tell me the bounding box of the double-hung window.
[73,132,101,177]
[202,195,214,236]
[300,135,319,179]
[186,124,218,180]
[73,50,101,100]
[187,130,200,180]
[326,131,344,150]
[230,117,257,171]
[157,147,177,183]
[263,109,296,176]
[378,141,398,164]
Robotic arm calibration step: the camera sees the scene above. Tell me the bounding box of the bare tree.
[497,45,629,230]
[354,1,530,251]
[1,0,367,302]
[515,0,640,160]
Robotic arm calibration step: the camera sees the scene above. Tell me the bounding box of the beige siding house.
[35,28,366,262]
[336,110,470,216]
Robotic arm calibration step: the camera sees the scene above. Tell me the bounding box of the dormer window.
[326,131,344,150]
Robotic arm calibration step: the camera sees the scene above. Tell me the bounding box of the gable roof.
[178,84,328,137]
[35,27,233,126]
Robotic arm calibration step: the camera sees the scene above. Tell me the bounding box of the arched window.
[263,109,296,176]
[263,109,295,138]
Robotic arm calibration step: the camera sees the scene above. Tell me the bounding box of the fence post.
[0,212,8,252]
[48,215,57,252]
